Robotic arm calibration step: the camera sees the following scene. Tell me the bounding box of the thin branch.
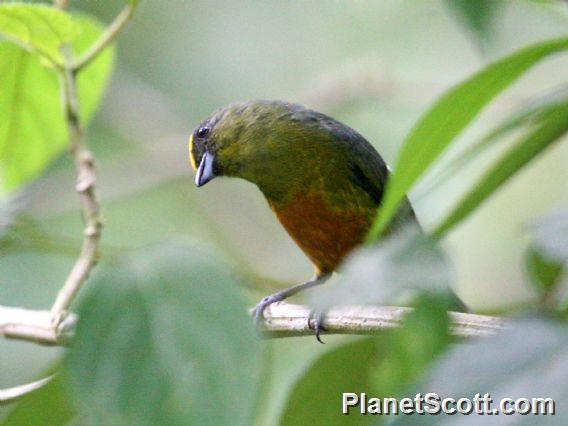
[50,50,102,319]
[0,305,76,346]
[256,303,505,339]
[1,302,503,347]
[48,0,138,320]
[0,0,138,340]
[72,3,137,72]
[0,375,54,405]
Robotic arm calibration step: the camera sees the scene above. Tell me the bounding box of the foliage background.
[1,0,567,423]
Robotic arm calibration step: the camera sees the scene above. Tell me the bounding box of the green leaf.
[280,338,380,425]
[280,297,451,424]
[0,3,80,65]
[525,207,568,305]
[415,89,568,202]
[0,190,29,238]
[4,374,77,426]
[369,36,568,240]
[66,240,262,425]
[391,318,567,424]
[371,295,452,397]
[0,15,115,194]
[74,17,115,135]
[433,101,568,237]
[445,0,503,49]
[525,247,564,299]
[527,206,568,263]
[313,226,455,310]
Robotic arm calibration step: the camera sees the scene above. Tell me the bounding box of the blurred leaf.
[433,101,568,237]
[371,294,452,397]
[0,216,95,258]
[527,206,568,263]
[445,0,503,49]
[369,36,568,240]
[313,226,454,310]
[280,297,451,424]
[0,42,62,193]
[0,3,79,65]
[525,207,568,307]
[280,338,380,425]
[4,374,76,426]
[73,16,116,141]
[415,88,568,202]
[0,15,115,193]
[391,318,568,424]
[0,190,30,238]
[66,240,262,425]
[525,247,564,301]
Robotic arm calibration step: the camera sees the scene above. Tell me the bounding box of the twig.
[72,3,137,71]
[256,303,505,339]
[0,375,54,405]
[0,300,504,406]
[0,305,76,346]
[50,50,102,319]
[1,303,503,347]
[48,0,139,320]
[0,0,139,407]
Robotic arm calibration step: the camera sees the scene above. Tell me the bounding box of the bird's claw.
[309,310,327,344]
[252,294,283,329]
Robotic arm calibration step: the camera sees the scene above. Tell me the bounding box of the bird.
[188,100,465,341]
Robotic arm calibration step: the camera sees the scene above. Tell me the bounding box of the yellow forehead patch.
[188,134,197,170]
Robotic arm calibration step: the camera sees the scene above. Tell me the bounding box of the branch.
[72,3,137,71]
[1,302,503,348]
[48,0,138,323]
[50,51,102,319]
[0,304,502,406]
[0,375,53,405]
[256,303,505,338]
[0,0,140,407]
[0,305,76,346]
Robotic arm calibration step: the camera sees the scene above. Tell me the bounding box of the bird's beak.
[195,151,216,187]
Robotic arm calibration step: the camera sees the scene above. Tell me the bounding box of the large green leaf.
[280,338,379,426]
[280,297,451,424]
[415,89,568,203]
[392,318,568,424]
[0,3,79,66]
[66,241,262,425]
[0,16,115,193]
[370,295,452,398]
[433,101,568,237]
[312,227,455,310]
[3,373,77,425]
[368,36,568,240]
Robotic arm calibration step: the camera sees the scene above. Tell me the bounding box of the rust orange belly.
[270,193,374,274]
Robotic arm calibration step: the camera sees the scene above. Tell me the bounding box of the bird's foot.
[252,293,284,329]
[309,309,327,344]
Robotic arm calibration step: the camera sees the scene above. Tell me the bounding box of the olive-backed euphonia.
[189,100,465,339]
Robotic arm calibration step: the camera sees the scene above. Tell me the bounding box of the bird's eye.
[196,126,210,138]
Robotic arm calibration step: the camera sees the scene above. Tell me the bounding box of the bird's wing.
[345,134,419,234]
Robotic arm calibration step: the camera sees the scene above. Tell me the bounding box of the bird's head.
[189,100,319,194]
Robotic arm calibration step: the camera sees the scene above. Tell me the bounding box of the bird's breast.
[269,192,374,274]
